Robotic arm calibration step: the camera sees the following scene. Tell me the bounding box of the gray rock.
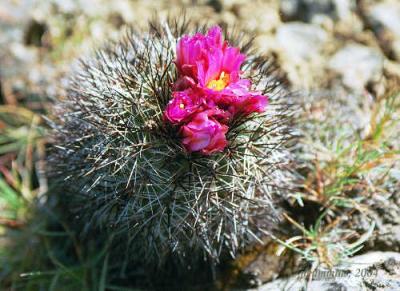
[53,0,77,14]
[254,252,400,291]
[369,0,400,38]
[280,0,355,22]
[368,0,400,61]
[334,0,355,21]
[237,250,288,287]
[280,0,336,22]
[329,44,384,91]
[393,39,400,60]
[238,2,281,33]
[276,22,328,61]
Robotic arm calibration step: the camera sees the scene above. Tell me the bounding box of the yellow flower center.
[179,103,185,109]
[207,72,230,91]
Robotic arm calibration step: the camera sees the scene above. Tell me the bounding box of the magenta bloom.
[165,26,269,155]
[175,26,225,81]
[175,26,267,118]
[175,26,245,90]
[181,111,228,155]
[210,79,268,116]
[164,89,203,124]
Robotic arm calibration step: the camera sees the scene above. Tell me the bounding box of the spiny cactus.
[48,19,296,266]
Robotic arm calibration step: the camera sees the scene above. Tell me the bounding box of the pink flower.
[210,79,268,116]
[175,25,267,117]
[175,26,223,81]
[164,25,269,155]
[164,89,203,124]
[175,26,245,91]
[232,94,268,116]
[181,111,228,155]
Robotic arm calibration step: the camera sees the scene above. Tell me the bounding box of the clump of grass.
[0,105,46,288]
[0,105,121,290]
[279,86,400,268]
[47,19,297,270]
[0,105,46,225]
[273,211,375,269]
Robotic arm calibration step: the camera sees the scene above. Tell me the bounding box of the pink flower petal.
[165,25,270,155]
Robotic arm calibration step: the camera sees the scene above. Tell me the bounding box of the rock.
[357,195,400,253]
[393,39,400,60]
[220,0,248,6]
[334,0,355,21]
[368,0,400,38]
[9,42,37,63]
[279,0,357,30]
[367,0,400,61]
[254,252,400,291]
[111,0,136,24]
[24,19,47,47]
[391,225,400,247]
[280,0,337,22]
[329,44,384,91]
[238,2,281,33]
[254,34,276,55]
[275,22,330,89]
[222,241,304,289]
[207,0,223,13]
[237,250,286,287]
[53,0,77,14]
[276,22,328,62]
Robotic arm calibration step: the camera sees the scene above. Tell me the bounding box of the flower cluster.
[164,26,268,155]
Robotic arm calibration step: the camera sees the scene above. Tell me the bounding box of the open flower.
[166,25,269,155]
[210,79,268,116]
[175,26,224,81]
[175,26,245,91]
[175,26,267,117]
[181,110,228,155]
[164,89,203,124]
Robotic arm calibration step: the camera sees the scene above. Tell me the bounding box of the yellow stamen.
[207,72,230,91]
[179,103,185,109]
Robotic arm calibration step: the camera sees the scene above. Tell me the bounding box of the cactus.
[48,19,296,267]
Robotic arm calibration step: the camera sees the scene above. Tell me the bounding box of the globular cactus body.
[49,20,296,266]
